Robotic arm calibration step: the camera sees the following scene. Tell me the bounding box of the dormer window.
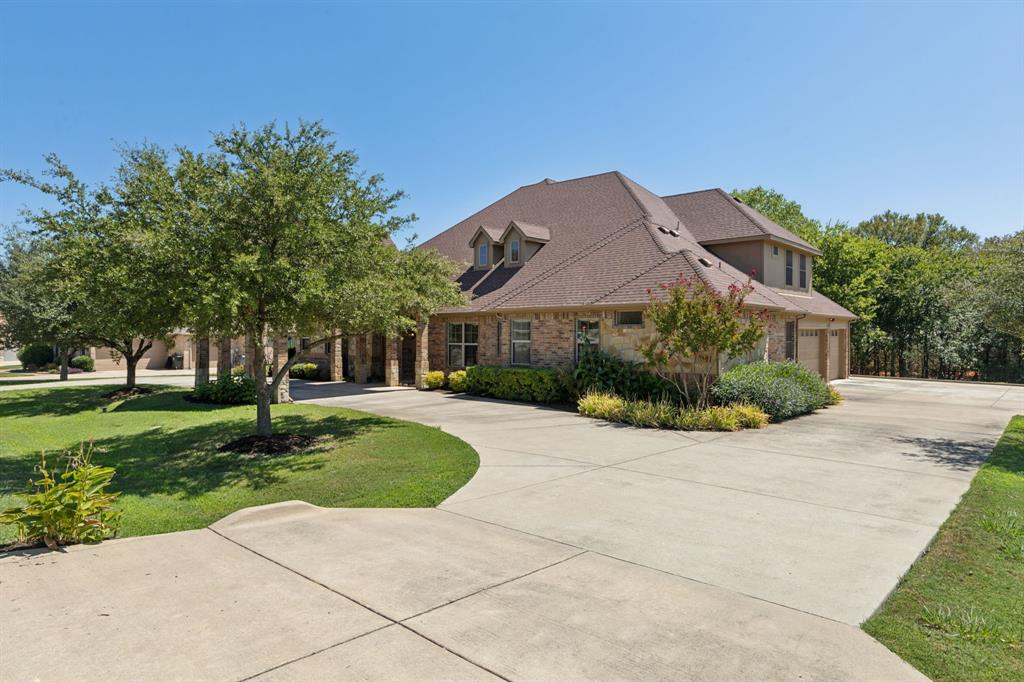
[478,243,489,267]
[510,240,520,264]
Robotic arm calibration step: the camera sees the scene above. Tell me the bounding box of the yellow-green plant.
[577,391,627,421]
[0,444,122,549]
[447,370,468,392]
[422,370,446,390]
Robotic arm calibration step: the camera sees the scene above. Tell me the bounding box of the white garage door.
[828,330,842,380]
[797,329,821,376]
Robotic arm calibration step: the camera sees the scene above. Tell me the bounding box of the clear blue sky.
[1,1,1022,241]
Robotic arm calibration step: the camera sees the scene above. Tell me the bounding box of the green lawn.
[0,385,478,543]
[863,415,1024,681]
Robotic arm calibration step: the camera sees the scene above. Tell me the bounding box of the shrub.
[828,386,843,405]
[230,364,247,377]
[577,391,627,421]
[572,350,677,403]
[0,444,122,549]
[578,391,768,432]
[464,365,566,403]
[192,374,257,405]
[69,355,95,372]
[16,343,53,370]
[713,361,831,421]
[423,370,446,390]
[289,362,320,379]
[447,370,468,392]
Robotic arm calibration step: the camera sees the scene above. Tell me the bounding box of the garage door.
[797,329,820,376]
[828,330,842,380]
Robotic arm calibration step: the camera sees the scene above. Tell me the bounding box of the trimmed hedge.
[423,370,445,390]
[578,391,767,431]
[17,343,53,370]
[191,374,257,405]
[464,365,567,403]
[289,362,327,380]
[712,361,833,421]
[70,355,95,372]
[572,349,678,403]
[447,370,468,392]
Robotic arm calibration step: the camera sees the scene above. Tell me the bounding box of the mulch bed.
[217,433,317,456]
[102,386,153,400]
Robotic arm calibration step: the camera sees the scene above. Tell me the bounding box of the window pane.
[478,244,488,265]
[511,320,531,341]
[511,240,520,263]
[448,323,462,344]
[465,344,478,366]
[464,324,479,344]
[448,345,464,368]
[576,319,600,346]
[615,311,643,326]
[512,342,530,365]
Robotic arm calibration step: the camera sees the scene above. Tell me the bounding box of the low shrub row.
[464,365,566,403]
[713,361,836,421]
[578,391,768,431]
[191,374,257,404]
[289,362,329,380]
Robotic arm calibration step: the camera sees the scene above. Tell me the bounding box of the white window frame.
[447,322,479,368]
[614,311,643,327]
[510,319,531,366]
[575,319,600,360]
[510,239,521,264]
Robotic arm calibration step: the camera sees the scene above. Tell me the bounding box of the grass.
[0,385,479,543]
[863,415,1024,681]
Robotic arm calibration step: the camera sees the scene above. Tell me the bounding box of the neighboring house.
[415,171,853,382]
[88,334,247,372]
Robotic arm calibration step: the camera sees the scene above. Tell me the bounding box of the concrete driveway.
[3,377,1021,680]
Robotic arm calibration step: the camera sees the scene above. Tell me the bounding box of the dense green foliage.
[191,374,257,405]
[288,362,327,380]
[464,365,566,403]
[572,349,677,402]
[863,416,1024,681]
[733,187,1023,382]
[0,444,121,549]
[713,361,833,421]
[446,369,468,392]
[16,342,52,369]
[577,391,768,431]
[0,386,479,542]
[69,355,94,372]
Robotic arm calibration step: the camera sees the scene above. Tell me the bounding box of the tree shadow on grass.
[0,384,182,418]
[1,411,396,500]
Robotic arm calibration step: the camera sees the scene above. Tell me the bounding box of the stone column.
[351,334,369,383]
[217,338,232,378]
[838,328,850,379]
[271,337,290,403]
[414,319,430,389]
[329,331,344,381]
[384,336,400,387]
[819,327,829,379]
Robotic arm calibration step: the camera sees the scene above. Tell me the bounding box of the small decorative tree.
[637,273,767,408]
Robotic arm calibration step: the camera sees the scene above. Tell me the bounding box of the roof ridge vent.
[668,229,680,237]
[697,257,713,267]
[657,225,670,234]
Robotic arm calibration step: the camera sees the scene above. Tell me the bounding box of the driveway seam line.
[438,507,861,628]
[236,623,393,681]
[609,464,942,528]
[990,387,1011,407]
[209,527,511,682]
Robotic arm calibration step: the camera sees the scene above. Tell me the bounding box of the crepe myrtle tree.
[2,152,183,388]
[176,121,464,437]
[637,273,767,408]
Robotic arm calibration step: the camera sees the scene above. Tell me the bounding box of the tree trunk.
[59,346,70,381]
[125,355,138,388]
[195,337,210,387]
[250,335,273,436]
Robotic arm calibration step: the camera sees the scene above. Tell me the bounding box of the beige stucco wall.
[708,241,765,282]
[761,241,813,292]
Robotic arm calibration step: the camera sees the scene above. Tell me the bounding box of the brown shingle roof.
[661,189,821,254]
[420,172,851,318]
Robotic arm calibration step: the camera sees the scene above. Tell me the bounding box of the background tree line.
[733,187,1024,382]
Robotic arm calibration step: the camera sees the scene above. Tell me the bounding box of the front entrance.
[400,332,417,385]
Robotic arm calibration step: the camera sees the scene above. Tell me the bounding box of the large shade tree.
[2,152,186,388]
[174,121,463,436]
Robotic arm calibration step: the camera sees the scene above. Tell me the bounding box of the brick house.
[401,171,853,384]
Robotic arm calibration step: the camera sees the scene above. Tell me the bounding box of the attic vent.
[697,257,713,267]
[657,226,670,234]
[668,229,680,237]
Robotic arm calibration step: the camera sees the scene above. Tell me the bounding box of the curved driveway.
[3,376,1021,681]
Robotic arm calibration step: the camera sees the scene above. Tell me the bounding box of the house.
[405,171,853,383]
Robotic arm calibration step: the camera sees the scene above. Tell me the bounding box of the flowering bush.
[447,370,468,392]
[713,361,832,421]
[422,370,446,390]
